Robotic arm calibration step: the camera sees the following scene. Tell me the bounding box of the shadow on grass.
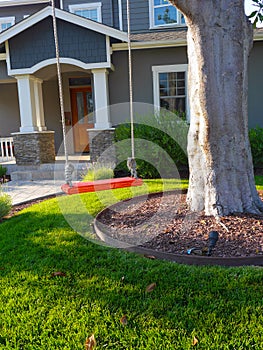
[0,198,262,349]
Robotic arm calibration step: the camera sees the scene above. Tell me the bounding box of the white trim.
[91,68,111,129]
[254,30,263,41]
[69,2,102,23]
[106,35,111,62]
[118,0,123,31]
[60,0,63,10]
[0,0,49,7]
[0,6,128,43]
[5,41,11,72]
[112,38,187,51]
[152,64,190,120]
[7,58,112,76]
[0,53,6,60]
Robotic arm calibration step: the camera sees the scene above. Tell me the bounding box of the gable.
[8,17,107,69]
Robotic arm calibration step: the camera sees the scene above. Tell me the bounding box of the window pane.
[177,72,185,80]
[77,92,85,124]
[159,71,186,114]
[160,97,185,113]
[75,9,98,21]
[154,6,177,25]
[86,91,94,123]
[1,22,12,31]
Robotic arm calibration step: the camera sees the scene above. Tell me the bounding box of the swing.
[50,0,143,195]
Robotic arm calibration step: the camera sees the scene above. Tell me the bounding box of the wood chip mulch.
[6,191,263,259]
[96,191,263,258]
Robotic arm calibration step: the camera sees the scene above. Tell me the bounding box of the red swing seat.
[61,177,143,195]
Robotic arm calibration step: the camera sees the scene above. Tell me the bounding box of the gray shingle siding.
[8,17,107,69]
[122,0,150,32]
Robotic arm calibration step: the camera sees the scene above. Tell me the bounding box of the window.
[69,2,102,22]
[153,64,189,119]
[150,0,185,28]
[0,17,15,33]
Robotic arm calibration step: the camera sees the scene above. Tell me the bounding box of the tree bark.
[170,0,263,216]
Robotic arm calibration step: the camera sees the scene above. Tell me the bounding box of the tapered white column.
[34,78,47,131]
[91,68,111,129]
[16,75,47,132]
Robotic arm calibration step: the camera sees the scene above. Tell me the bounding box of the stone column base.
[88,128,116,164]
[12,131,55,165]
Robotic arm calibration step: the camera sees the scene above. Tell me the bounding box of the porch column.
[13,74,55,165]
[15,75,47,132]
[91,68,111,129]
[89,68,115,163]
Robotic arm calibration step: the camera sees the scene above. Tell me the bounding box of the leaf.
[85,334,96,350]
[248,10,258,18]
[144,254,156,260]
[120,315,128,325]
[145,282,156,293]
[51,271,66,277]
[192,336,198,346]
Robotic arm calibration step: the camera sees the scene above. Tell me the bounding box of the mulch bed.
[96,191,263,258]
[6,190,263,259]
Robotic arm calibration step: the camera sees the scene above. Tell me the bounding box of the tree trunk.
[170,0,263,216]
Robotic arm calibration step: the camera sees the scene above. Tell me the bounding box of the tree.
[169,0,263,216]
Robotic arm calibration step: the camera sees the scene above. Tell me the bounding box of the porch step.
[5,162,91,182]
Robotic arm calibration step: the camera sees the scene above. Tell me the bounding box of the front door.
[70,87,94,153]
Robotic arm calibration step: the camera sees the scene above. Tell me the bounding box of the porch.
[0,137,91,182]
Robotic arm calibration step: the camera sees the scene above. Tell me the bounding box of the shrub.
[114,111,189,179]
[0,165,7,179]
[82,165,114,182]
[0,191,12,220]
[249,126,263,168]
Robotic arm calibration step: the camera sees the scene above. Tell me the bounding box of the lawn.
[0,178,262,349]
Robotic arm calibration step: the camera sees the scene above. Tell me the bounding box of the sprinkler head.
[207,231,219,256]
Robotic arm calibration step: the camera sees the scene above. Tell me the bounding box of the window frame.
[69,2,102,23]
[149,0,185,29]
[0,16,15,33]
[152,64,190,121]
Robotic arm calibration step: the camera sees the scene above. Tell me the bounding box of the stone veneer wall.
[13,131,55,165]
[88,129,116,165]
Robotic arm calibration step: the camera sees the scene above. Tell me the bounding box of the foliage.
[0,179,262,349]
[114,111,189,179]
[0,165,7,178]
[248,0,263,27]
[0,190,12,219]
[82,164,114,182]
[249,126,263,168]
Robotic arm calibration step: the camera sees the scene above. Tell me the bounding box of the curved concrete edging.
[94,190,263,267]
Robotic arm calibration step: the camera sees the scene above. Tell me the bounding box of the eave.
[0,0,49,7]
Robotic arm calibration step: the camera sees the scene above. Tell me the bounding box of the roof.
[130,30,187,43]
[0,0,49,6]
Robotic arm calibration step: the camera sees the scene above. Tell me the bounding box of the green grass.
[255,175,263,190]
[0,178,262,349]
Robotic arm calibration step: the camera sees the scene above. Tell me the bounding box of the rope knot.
[127,157,138,178]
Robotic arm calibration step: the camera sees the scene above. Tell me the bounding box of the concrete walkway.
[2,180,64,205]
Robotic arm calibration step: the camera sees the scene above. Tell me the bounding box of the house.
[0,0,262,166]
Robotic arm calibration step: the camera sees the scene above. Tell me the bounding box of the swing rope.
[126,0,138,178]
[51,0,74,186]
[52,0,138,189]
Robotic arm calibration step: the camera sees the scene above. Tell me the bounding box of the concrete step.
[6,162,91,181]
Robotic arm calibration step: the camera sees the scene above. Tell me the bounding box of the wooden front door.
[71,87,94,153]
